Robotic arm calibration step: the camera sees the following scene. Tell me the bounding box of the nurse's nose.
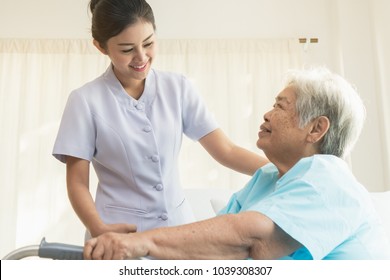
[134,47,147,61]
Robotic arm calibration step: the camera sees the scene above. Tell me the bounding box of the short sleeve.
[218,165,277,215]
[251,180,353,260]
[52,90,96,163]
[181,77,218,140]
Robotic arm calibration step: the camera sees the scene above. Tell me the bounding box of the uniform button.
[155,184,163,191]
[160,214,168,221]
[143,126,152,132]
[136,103,144,110]
[151,155,160,162]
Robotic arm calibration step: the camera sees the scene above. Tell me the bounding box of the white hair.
[284,67,366,158]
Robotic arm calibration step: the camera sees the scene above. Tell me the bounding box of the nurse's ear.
[93,39,108,55]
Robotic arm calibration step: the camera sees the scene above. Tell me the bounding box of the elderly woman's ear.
[307,116,330,144]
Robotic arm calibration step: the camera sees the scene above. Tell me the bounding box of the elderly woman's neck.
[275,154,318,178]
[268,145,321,177]
[276,163,294,178]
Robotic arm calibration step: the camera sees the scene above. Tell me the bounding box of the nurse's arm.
[66,156,136,237]
[199,128,269,175]
[84,211,301,260]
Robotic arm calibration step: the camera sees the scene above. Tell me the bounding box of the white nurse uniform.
[53,65,218,232]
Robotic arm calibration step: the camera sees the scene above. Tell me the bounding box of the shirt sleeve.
[52,90,96,163]
[217,167,273,215]
[181,76,218,141]
[250,180,354,260]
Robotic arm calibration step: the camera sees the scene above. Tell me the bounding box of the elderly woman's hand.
[83,232,148,260]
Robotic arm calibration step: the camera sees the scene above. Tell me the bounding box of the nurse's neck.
[113,67,145,100]
[123,80,145,100]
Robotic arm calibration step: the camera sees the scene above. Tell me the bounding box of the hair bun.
[89,0,102,14]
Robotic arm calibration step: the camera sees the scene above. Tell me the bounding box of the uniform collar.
[102,64,157,110]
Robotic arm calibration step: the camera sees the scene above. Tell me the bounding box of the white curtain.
[0,38,303,255]
[371,0,390,189]
[154,39,304,189]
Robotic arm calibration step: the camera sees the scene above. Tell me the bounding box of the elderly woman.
[84,67,390,260]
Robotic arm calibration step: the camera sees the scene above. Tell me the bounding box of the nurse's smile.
[130,61,149,72]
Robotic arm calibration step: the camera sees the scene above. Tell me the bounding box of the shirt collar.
[102,64,157,109]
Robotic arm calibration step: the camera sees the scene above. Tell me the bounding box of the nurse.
[52,0,268,238]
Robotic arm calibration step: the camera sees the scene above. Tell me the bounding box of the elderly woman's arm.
[84,211,302,260]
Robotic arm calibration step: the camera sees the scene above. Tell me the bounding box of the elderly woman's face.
[257,87,311,162]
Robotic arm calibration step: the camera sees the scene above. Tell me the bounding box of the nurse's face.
[98,20,156,84]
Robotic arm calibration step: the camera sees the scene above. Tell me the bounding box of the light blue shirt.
[220,155,390,259]
[53,65,218,232]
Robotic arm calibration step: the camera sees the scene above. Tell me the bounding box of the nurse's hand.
[91,223,137,237]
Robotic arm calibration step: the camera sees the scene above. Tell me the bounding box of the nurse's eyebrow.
[117,33,154,46]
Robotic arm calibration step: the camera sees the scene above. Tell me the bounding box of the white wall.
[0,0,329,39]
[0,0,388,192]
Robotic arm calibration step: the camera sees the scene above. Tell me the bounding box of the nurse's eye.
[143,42,154,48]
[122,48,134,53]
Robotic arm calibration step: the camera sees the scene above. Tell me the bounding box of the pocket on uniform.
[104,204,149,216]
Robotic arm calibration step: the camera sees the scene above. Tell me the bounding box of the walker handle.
[38,238,84,260]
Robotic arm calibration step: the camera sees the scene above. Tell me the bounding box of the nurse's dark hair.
[89,0,156,48]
